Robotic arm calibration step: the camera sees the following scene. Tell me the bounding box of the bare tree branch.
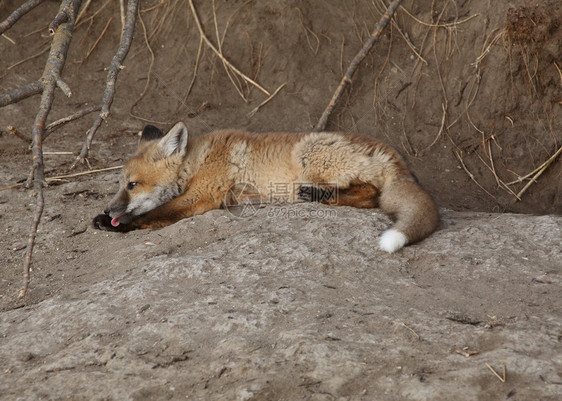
[19,0,83,298]
[70,0,139,169]
[0,0,45,35]
[0,81,43,107]
[314,0,402,132]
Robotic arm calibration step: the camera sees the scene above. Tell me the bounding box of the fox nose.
[104,208,110,215]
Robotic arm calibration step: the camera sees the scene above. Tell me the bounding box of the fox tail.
[378,179,439,253]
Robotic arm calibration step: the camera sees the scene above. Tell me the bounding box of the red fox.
[94,122,438,252]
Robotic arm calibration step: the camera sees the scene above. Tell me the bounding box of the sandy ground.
[1,183,561,399]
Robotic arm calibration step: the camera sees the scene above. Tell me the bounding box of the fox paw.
[93,214,130,232]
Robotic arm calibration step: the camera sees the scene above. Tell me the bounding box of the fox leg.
[94,193,222,232]
[298,182,378,208]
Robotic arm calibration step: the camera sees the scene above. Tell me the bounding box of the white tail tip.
[379,229,408,253]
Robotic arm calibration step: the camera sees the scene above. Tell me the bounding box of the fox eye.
[126,182,137,190]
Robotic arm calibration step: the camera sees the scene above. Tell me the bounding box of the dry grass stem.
[129,11,154,113]
[391,19,427,64]
[119,0,126,37]
[212,0,247,102]
[75,0,111,30]
[424,103,446,151]
[455,150,497,201]
[394,321,420,340]
[554,61,562,86]
[471,29,504,69]
[247,82,287,118]
[512,147,562,200]
[147,0,179,43]
[8,45,49,70]
[476,138,520,199]
[485,363,506,383]
[75,0,93,25]
[182,36,204,104]
[188,0,270,98]
[507,146,562,185]
[78,17,112,64]
[2,33,16,44]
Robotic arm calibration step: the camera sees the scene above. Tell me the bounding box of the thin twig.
[0,0,45,35]
[44,103,102,140]
[7,125,31,144]
[8,45,50,70]
[71,0,139,169]
[188,0,271,97]
[314,0,403,132]
[0,166,123,192]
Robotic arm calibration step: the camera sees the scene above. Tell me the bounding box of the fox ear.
[157,122,189,157]
[140,125,164,142]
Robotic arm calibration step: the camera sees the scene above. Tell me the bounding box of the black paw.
[92,214,130,232]
[93,214,113,231]
[298,185,335,202]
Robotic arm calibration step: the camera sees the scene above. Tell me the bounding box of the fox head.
[104,122,189,227]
